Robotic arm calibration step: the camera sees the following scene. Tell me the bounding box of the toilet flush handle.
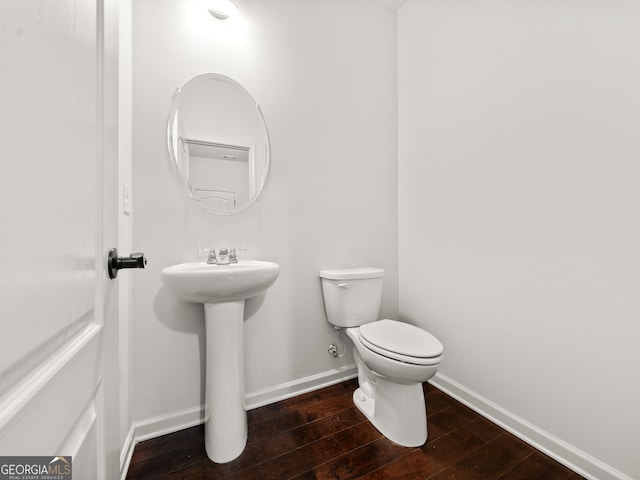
[337,282,350,289]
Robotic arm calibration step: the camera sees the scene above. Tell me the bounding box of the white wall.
[398,1,640,479]
[132,0,397,428]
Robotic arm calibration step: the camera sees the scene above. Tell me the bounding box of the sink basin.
[160,259,280,463]
[161,260,280,303]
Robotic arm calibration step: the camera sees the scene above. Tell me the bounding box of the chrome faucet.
[217,248,230,265]
[202,247,241,265]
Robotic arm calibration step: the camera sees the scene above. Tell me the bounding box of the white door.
[0,1,120,479]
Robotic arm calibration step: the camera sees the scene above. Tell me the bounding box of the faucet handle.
[229,248,247,264]
[197,248,217,264]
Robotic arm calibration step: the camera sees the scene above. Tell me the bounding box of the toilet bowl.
[319,268,443,447]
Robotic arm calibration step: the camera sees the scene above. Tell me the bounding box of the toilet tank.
[319,268,385,328]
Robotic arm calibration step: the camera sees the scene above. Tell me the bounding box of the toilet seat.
[358,319,443,366]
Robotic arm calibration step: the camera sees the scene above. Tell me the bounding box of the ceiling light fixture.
[206,0,239,20]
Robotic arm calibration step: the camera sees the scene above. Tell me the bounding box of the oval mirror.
[167,73,270,215]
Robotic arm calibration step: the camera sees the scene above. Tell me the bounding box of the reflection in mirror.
[167,73,270,215]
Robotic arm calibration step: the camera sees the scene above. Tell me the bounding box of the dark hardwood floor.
[125,379,585,479]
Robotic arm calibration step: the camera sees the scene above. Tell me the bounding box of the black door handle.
[108,248,147,279]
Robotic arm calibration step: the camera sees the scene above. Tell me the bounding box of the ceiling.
[374,0,408,10]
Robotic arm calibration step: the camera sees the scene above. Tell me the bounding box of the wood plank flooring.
[125,379,585,479]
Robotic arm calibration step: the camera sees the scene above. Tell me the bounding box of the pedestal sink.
[160,260,280,463]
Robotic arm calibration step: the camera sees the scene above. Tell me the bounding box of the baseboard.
[245,365,358,410]
[119,424,136,480]
[130,365,358,446]
[133,404,205,443]
[429,373,632,480]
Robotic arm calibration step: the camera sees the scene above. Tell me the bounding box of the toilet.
[319,267,443,447]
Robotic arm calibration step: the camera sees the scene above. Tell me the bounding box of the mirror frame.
[166,73,271,215]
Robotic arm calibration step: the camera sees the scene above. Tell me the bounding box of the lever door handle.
[108,248,147,279]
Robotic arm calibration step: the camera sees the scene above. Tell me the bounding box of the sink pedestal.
[204,301,246,463]
[160,260,280,463]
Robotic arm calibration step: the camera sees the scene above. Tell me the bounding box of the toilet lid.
[319,267,384,280]
[359,319,443,360]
